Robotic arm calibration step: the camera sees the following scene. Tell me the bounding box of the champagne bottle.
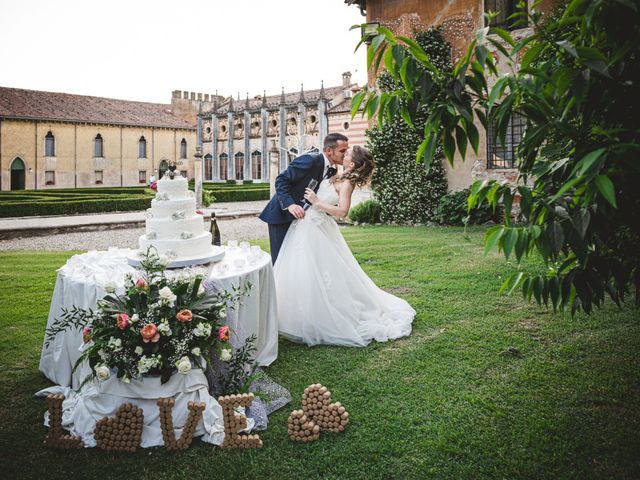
[210,213,221,246]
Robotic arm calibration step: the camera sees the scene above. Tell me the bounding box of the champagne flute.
[303,178,318,211]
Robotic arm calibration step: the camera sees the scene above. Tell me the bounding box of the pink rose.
[176,309,193,322]
[217,325,230,342]
[141,323,160,343]
[135,278,148,290]
[116,313,129,330]
[82,326,92,343]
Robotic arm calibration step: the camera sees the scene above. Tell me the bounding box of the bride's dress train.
[274,181,415,346]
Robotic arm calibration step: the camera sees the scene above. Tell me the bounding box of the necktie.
[324,166,337,179]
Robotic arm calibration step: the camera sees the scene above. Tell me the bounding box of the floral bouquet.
[45,248,244,386]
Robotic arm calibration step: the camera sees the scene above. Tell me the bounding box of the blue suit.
[259,152,325,263]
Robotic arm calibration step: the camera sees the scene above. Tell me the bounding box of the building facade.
[198,72,368,183]
[0,87,201,191]
[0,73,367,190]
[346,0,558,191]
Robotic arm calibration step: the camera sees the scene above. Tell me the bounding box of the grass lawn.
[0,226,638,479]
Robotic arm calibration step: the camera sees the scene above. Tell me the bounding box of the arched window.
[219,153,228,180]
[159,160,169,179]
[251,150,262,180]
[235,152,244,180]
[94,134,103,157]
[180,138,187,159]
[138,136,147,158]
[45,131,55,157]
[204,153,212,181]
[10,157,26,190]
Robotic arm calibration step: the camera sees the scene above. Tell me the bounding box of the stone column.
[269,139,279,197]
[194,146,203,208]
[261,105,268,182]
[196,111,203,182]
[212,114,219,180]
[298,103,306,153]
[227,110,234,180]
[318,98,328,146]
[244,108,251,180]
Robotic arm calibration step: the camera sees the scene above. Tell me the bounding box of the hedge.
[0,197,152,218]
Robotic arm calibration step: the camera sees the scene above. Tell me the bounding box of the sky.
[0,0,368,104]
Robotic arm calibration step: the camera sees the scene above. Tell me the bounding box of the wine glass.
[303,178,318,210]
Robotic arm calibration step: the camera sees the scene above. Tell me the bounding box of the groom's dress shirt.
[322,153,337,180]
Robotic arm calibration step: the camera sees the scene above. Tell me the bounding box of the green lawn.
[0,226,638,480]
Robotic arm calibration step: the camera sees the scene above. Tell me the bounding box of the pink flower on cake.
[116,313,130,330]
[82,326,92,343]
[217,325,230,342]
[176,309,193,322]
[141,323,160,343]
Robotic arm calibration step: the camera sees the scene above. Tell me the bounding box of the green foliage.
[213,334,259,396]
[434,188,499,226]
[201,189,215,207]
[348,199,381,224]
[364,28,450,224]
[358,0,640,314]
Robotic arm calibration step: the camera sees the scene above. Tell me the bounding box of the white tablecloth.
[35,369,230,448]
[39,247,278,389]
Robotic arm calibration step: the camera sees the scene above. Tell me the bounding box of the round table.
[39,247,278,390]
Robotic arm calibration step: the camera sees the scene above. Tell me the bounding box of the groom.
[259,132,349,264]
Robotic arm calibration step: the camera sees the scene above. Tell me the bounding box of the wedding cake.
[129,169,224,268]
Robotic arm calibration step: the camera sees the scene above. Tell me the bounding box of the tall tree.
[353,0,640,314]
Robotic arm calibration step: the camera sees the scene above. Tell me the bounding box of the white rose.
[158,255,171,267]
[138,356,151,374]
[134,346,143,355]
[193,322,211,337]
[176,356,192,374]
[219,348,232,362]
[191,347,201,357]
[103,281,117,294]
[94,365,110,381]
[158,322,172,336]
[130,314,139,323]
[218,306,227,318]
[158,286,177,305]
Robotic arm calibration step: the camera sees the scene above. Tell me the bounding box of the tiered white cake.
[130,172,223,267]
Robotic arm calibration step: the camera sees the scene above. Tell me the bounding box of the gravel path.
[0,216,269,251]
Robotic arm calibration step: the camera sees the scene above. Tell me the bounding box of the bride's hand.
[304,188,318,204]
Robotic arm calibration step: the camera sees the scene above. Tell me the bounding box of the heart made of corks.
[301,384,349,433]
[93,403,144,452]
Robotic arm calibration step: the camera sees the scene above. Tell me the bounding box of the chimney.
[342,71,352,90]
[342,72,353,98]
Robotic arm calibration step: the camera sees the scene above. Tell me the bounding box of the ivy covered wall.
[366,28,452,224]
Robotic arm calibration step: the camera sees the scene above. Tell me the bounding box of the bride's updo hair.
[335,146,374,187]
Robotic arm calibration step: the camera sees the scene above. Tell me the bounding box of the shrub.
[434,188,499,226]
[348,199,381,224]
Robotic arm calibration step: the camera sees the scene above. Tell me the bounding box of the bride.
[273,146,415,347]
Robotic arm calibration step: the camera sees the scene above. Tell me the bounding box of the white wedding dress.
[274,180,415,346]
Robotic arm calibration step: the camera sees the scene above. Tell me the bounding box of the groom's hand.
[287,204,305,220]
